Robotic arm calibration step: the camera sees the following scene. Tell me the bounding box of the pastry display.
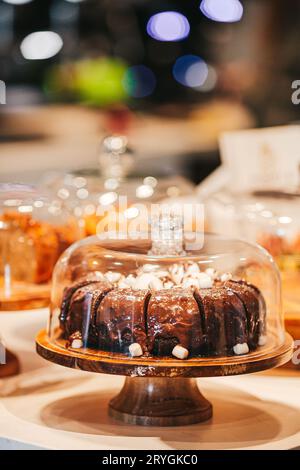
[0,184,82,310]
[58,261,266,358]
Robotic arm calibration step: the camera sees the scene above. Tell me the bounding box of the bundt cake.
[58,262,267,359]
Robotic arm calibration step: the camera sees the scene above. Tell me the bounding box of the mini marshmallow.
[118,280,131,288]
[154,270,169,279]
[172,345,189,360]
[71,338,83,349]
[164,281,174,289]
[134,273,157,290]
[169,264,184,285]
[105,271,122,283]
[205,268,217,279]
[220,272,232,282]
[182,278,199,289]
[197,273,213,289]
[233,343,249,355]
[124,275,136,287]
[93,271,105,280]
[186,263,200,276]
[258,335,267,346]
[141,264,157,273]
[129,343,143,357]
[149,277,164,291]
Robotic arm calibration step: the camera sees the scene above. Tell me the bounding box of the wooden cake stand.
[36,330,293,427]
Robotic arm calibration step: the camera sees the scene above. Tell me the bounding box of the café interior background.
[1,0,300,184]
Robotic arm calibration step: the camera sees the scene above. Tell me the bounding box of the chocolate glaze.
[233,279,267,337]
[59,274,106,327]
[195,287,248,356]
[59,277,266,357]
[223,280,261,348]
[96,288,150,353]
[147,288,204,357]
[64,281,112,345]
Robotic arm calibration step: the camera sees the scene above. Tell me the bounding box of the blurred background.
[0,0,300,183]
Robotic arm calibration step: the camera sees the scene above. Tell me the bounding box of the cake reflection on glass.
[59,262,267,359]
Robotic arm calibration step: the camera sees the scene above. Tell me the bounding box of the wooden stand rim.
[36,329,294,378]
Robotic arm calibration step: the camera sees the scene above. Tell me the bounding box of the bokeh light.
[173,55,208,88]
[123,65,156,98]
[46,57,128,105]
[136,184,154,199]
[200,0,243,23]
[3,0,33,4]
[197,64,217,92]
[99,192,118,206]
[147,11,190,42]
[20,31,63,60]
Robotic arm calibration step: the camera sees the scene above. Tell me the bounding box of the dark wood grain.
[109,377,212,426]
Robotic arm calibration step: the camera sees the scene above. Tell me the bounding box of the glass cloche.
[49,216,286,363]
[207,189,300,330]
[43,135,194,236]
[0,184,83,310]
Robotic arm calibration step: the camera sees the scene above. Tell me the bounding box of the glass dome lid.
[0,183,83,311]
[49,222,286,363]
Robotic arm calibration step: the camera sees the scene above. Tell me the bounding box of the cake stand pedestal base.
[109,377,213,426]
[0,349,20,378]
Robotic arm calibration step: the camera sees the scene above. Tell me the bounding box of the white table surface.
[0,309,299,450]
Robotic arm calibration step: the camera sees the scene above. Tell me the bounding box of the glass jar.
[0,183,82,310]
[207,189,300,332]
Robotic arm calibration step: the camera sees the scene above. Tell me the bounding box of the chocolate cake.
[58,264,267,359]
[64,281,112,346]
[96,288,150,353]
[147,288,205,356]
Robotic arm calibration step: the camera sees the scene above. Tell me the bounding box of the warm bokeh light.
[135,184,154,199]
[20,31,63,60]
[147,11,190,42]
[200,0,243,23]
[197,64,218,92]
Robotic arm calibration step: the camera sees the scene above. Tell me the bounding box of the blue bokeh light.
[123,65,156,98]
[173,55,209,88]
